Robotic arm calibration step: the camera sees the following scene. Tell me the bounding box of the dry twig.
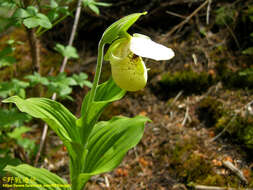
[165,90,183,114]
[161,0,209,40]
[206,0,212,25]
[194,184,252,190]
[222,160,248,184]
[166,11,186,19]
[210,99,253,142]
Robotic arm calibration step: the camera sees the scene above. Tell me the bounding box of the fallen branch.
[34,0,83,166]
[194,184,253,190]
[161,0,209,40]
[222,160,248,184]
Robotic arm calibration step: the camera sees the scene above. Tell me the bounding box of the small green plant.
[82,0,111,15]
[2,13,174,190]
[0,78,29,98]
[215,5,235,26]
[0,40,20,69]
[25,72,92,100]
[0,107,31,176]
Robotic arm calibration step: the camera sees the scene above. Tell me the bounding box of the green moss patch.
[153,69,215,99]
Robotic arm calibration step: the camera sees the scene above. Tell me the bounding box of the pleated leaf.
[79,78,126,144]
[4,164,70,190]
[2,96,81,160]
[76,115,150,189]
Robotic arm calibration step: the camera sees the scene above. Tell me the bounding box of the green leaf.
[82,0,91,7]
[26,72,91,99]
[4,164,70,190]
[72,72,92,88]
[0,156,21,177]
[2,96,84,167]
[100,12,146,45]
[23,12,52,29]
[77,116,150,188]
[64,46,79,58]
[0,45,16,68]
[50,0,58,8]
[94,2,111,7]
[239,68,253,76]
[0,108,30,128]
[12,8,30,19]
[0,0,17,8]
[48,83,73,99]
[54,43,79,59]
[46,73,76,98]
[88,3,100,15]
[23,17,40,28]
[0,56,16,68]
[26,6,38,16]
[17,138,36,158]
[0,46,14,57]
[36,13,52,29]
[0,79,29,98]
[54,43,65,54]
[79,78,126,144]
[215,6,235,26]
[47,10,59,21]
[7,126,31,139]
[3,96,79,142]
[243,47,253,55]
[25,72,49,86]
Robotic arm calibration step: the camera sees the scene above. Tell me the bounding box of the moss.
[221,69,253,89]
[216,115,253,149]
[164,136,215,184]
[197,96,253,150]
[197,97,225,128]
[215,61,253,90]
[153,69,215,99]
[182,153,213,183]
[170,141,194,164]
[152,62,253,100]
[201,174,226,186]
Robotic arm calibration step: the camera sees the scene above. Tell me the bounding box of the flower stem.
[87,42,104,106]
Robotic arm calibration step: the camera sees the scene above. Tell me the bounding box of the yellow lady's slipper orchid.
[105,33,174,91]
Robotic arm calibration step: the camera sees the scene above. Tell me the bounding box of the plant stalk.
[79,42,104,146]
[74,41,105,190]
[26,28,41,74]
[87,42,104,105]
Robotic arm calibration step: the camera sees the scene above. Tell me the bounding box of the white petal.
[130,35,175,61]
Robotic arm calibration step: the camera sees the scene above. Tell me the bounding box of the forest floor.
[44,31,253,189]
